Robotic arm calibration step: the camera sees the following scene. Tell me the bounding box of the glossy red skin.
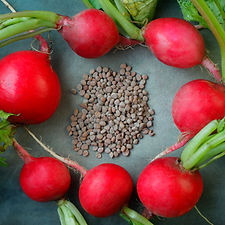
[137,157,203,218]
[172,79,225,135]
[144,18,205,68]
[0,50,61,124]
[79,163,133,217]
[20,157,71,202]
[60,9,119,58]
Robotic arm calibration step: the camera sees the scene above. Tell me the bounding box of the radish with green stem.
[154,79,225,159]
[12,139,88,225]
[25,127,154,225]
[137,117,225,218]
[92,0,222,82]
[0,8,119,58]
[0,111,88,225]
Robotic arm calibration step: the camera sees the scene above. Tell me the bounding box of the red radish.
[137,157,203,218]
[172,79,225,135]
[13,139,71,202]
[59,9,119,58]
[79,163,133,217]
[0,9,119,59]
[144,18,221,81]
[155,79,225,159]
[0,36,61,124]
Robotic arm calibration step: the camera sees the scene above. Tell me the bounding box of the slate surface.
[0,0,224,225]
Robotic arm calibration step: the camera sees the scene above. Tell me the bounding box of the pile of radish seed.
[67,64,155,159]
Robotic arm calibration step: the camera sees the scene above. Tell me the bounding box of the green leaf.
[0,157,7,166]
[0,110,16,152]
[121,0,158,26]
[177,0,225,29]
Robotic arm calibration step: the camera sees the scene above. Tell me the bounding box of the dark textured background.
[0,0,224,224]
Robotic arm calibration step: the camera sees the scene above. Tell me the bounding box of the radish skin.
[79,163,133,217]
[0,43,61,124]
[137,157,203,218]
[13,139,71,202]
[59,9,119,58]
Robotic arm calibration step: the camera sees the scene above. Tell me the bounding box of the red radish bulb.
[154,79,225,159]
[137,157,203,218]
[172,79,225,136]
[79,163,133,217]
[13,140,71,202]
[59,9,119,58]
[21,157,71,202]
[0,50,61,124]
[144,17,205,68]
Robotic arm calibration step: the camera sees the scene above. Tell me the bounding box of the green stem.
[0,17,31,29]
[191,0,225,82]
[57,207,67,225]
[0,11,59,24]
[181,120,218,163]
[0,19,55,41]
[197,150,225,170]
[182,129,225,170]
[0,27,55,48]
[195,142,225,167]
[121,206,154,225]
[59,205,79,225]
[57,200,88,225]
[81,0,94,9]
[98,0,144,41]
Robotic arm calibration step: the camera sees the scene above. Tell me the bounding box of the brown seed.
[90,69,95,74]
[81,144,89,150]
[71,88,77,95]
[120,63,127,69]
[126,65,132,71]
[98,147,104,153]
[83,150,89,157]
[79,90,85,96]
[96,152,102,159]
[123,150,130,157]
[120,69,126,75]
[109,152,114,158]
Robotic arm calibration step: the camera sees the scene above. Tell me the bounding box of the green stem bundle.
[181,117,225,171]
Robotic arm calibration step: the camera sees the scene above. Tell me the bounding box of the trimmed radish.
[14,139,71,202]
[79,163,133,217]
[0,36,61,124]
[137,157,203,218]
[143,18,221,81]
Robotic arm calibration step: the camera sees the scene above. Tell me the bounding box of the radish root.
[24,127,88,177]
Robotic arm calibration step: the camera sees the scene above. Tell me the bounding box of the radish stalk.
[25,127,87,177]
[190,0,225,82]
[98,0,144,41]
